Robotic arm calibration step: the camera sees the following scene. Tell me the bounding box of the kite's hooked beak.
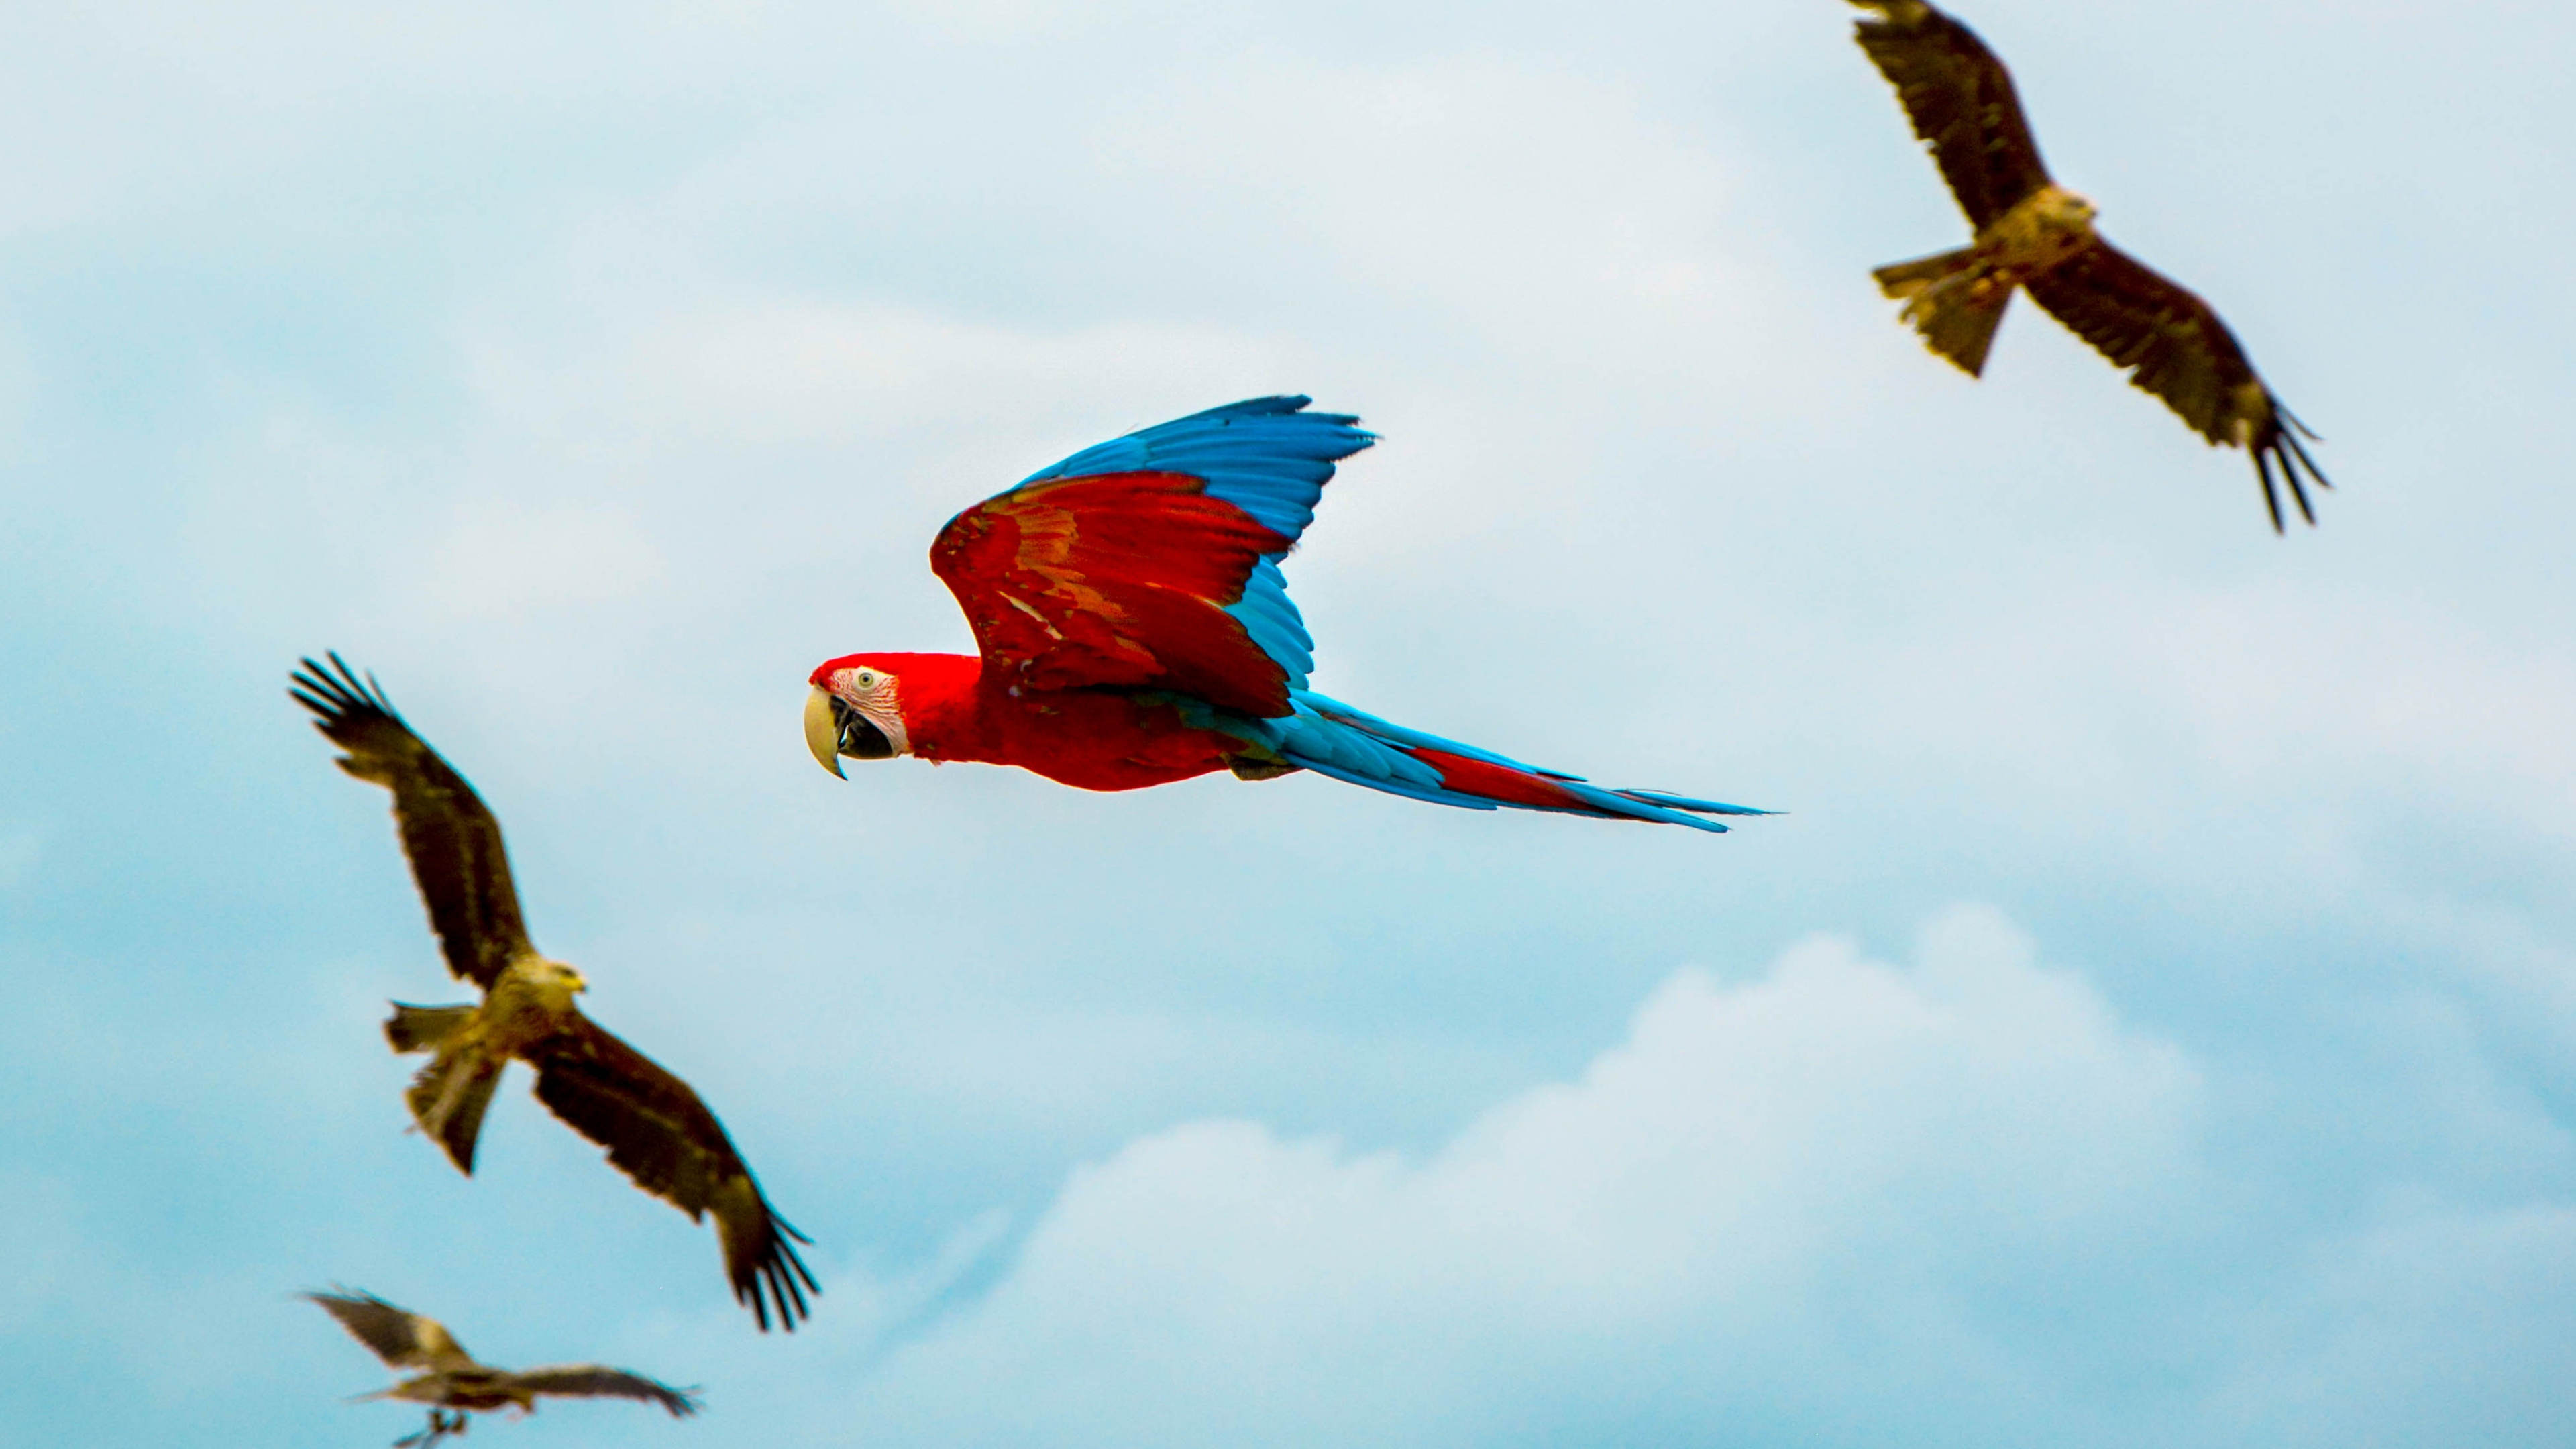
[804,687,847,779]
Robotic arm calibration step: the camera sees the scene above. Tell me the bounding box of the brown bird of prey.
[292,655,820,1331]
[1849,0,2330,529]
[307,1287,699,1447]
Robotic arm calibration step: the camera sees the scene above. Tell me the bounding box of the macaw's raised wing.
[930,396,1375,719]
[2023,239,2330,529]
[527,1014,819,1331]
[507,1366,702,1416]
[290,655,531,989]
[305,1289,476,1372]
[1851,0,2053,229]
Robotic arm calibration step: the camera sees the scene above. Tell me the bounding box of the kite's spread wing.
[1850,0,2053,229]
[2023,239,2330,528]
[305,1289,475,1373]
[930,396,1375,718]
[291,656,532,988]
[508,1365,702,1415]
[529,1014,819,1331]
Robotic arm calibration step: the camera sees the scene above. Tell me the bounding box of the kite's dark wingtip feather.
[2281,424,2332,494]
[2253,414,2331,529]
[290,653,400,729]
[740,1248,816,1333]
[291,651,407,723]
[2253,448,2288,533]
[751,1221,822,1332]
[780,1212,823,1291]
[288,659,350,712]
[772,1208,816,1246]
[2282,451,2318,525]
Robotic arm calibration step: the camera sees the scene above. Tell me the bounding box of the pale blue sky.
[4,2,2573,1444]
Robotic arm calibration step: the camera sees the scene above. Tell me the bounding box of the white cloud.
[780,907,2576,1448]
[846,906,2214,1446]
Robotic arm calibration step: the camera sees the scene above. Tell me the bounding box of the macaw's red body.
[806,396,1768,832]
[832,651,1239,792]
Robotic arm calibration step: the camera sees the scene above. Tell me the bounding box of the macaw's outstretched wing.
[508,1366,702,1416]
[2023,239,2330,529]
[305,1289,477,1372]
[1197,690,1773,832]
[930,396,1375,719]
[290,655,532,989]
[1851,0,2053,229]
[527,1014,819,1332]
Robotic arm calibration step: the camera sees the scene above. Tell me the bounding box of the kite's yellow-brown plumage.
[307,1289,699,1448]
[1848,0,2331,529]
[292,654,821,1332]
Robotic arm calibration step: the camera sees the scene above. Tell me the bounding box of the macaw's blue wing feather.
[1228,557,1315,685]
[1186,690,1772,832]
[937,397,1375,716]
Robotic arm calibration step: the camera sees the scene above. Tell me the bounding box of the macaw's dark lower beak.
[841,711,894,761]
[804,687,894,777]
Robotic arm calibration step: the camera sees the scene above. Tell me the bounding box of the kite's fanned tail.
[1874,246,2011,377]
[402,1036,507,1175]
[1191,691,1771,831]
[385,1002,476,1053]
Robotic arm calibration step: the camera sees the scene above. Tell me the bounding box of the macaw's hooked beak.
[805,686,896,777]
[804,687,849,778]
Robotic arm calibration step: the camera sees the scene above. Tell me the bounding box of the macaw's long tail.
[1208,690,1770,832]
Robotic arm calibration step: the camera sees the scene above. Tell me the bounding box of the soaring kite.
[805,396,1768,830]
[1849,0,2331,529]
[307,1288,699,1448]
[293,656,820,1331]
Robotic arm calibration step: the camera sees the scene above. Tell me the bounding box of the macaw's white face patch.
[813,666,910,767]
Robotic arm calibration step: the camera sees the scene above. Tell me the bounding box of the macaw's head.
[805,653,919,777]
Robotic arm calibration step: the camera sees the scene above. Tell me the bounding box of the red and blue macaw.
[804,396,1767,830]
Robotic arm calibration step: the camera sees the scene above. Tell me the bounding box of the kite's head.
[2040,186,2098,229]
[805,653,918,776]
[527,958,588,1006]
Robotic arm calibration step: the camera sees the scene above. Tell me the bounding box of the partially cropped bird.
[307,1287,699,1448]
[805,396,1768,829]
[1848,0,2331,529]
[292,656,819,1331]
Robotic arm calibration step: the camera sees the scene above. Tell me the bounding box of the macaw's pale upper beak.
[804,687,847,779]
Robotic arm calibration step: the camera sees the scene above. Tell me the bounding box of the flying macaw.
[804,396,1768,830]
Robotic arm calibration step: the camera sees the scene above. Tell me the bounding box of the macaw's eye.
[855,671,877,688]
